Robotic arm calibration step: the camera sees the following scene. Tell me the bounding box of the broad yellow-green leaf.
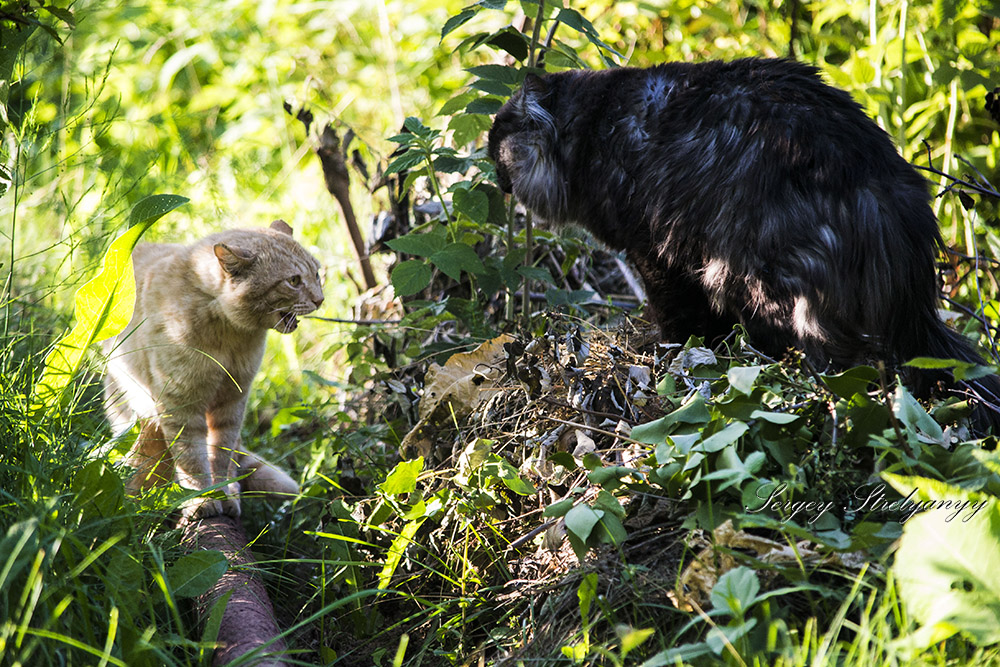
[32,194,188,413]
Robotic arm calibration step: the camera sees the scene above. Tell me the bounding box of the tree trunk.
[184,515,290,667]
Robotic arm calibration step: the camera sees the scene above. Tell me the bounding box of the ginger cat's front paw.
[180,486,242,520]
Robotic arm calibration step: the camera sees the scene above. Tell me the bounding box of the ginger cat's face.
[211,220,324,333]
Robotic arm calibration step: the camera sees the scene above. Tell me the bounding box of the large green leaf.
[165,550,228,598]
[32,194,188,413]
[889,474,1000,646]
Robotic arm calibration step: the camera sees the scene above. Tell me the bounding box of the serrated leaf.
[403,115,434,138]
[384,149,428,177]
[33,194,188,413]
[453,188,489,224]
[166,550,228,598]
[442,8,478,39]
[448,113,491,147]
[466,96,504,115]
[430,242,485,281]
[466,64,523,86]
[486,27,529,61]
[386,229,448,257]
[438,91,478,117]
[390,260,432,297]
[554,8,624,59]
[470,78,513,97]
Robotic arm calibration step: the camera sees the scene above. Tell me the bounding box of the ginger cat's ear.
[270,219,294,236]
[214,243,255,275]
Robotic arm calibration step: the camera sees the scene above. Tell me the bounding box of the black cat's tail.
[911,319,1000,435]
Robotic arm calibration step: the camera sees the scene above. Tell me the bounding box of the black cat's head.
[488,73,568,221]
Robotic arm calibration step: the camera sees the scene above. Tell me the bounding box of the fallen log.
[184,515,290,667]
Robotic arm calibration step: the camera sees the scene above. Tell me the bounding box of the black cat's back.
[489,58,1000,429]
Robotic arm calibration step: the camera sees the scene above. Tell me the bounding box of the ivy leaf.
[695,421,749,453]
[727,365,761,395]
[565,504,603,543]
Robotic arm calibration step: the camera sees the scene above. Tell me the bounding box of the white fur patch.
[792,295,824,341]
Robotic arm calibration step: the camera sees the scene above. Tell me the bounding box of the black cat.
[488,58,1000,429]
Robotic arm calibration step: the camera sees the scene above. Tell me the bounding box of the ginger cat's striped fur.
[103,220,323,519]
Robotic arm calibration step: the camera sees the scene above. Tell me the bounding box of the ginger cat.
[103,220,324,519]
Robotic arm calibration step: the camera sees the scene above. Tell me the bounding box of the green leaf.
[820,365,879,399]
[466,96,504,115]
[544,498,575,518]
[390,260,433,297]
[727,365,761,394]
[486,27,529,61]
[438,91,478,117]
[166,550,228,598]
[442,8,478,39]
[564,504,602,542]
[485,454,536,496]
[632,394,712,444]
[554,8,624,60]
[749,409,800,425]
[447,113,491,147]
[453,188,489,224]
[384,149,428,176]
[894,384,944,442]
[386,229,448,257]
[466,64,523,86]
[518,265,556,285]
[617,626,655,659]
[894,496,1000,646]
[32,194,188,413]
[377,519,424,590]
[402,115,434,139]
[695,421,749,453]
[429,243,486,281]
[710,566,761,618]
[379,457,425,496]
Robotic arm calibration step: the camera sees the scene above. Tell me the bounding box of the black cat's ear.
[214,243,256,275]
[516,73,554,130]
[518,73,548,108]
[270,219,294,236]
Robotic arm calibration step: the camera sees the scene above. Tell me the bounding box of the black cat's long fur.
[488,58,1000,430]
